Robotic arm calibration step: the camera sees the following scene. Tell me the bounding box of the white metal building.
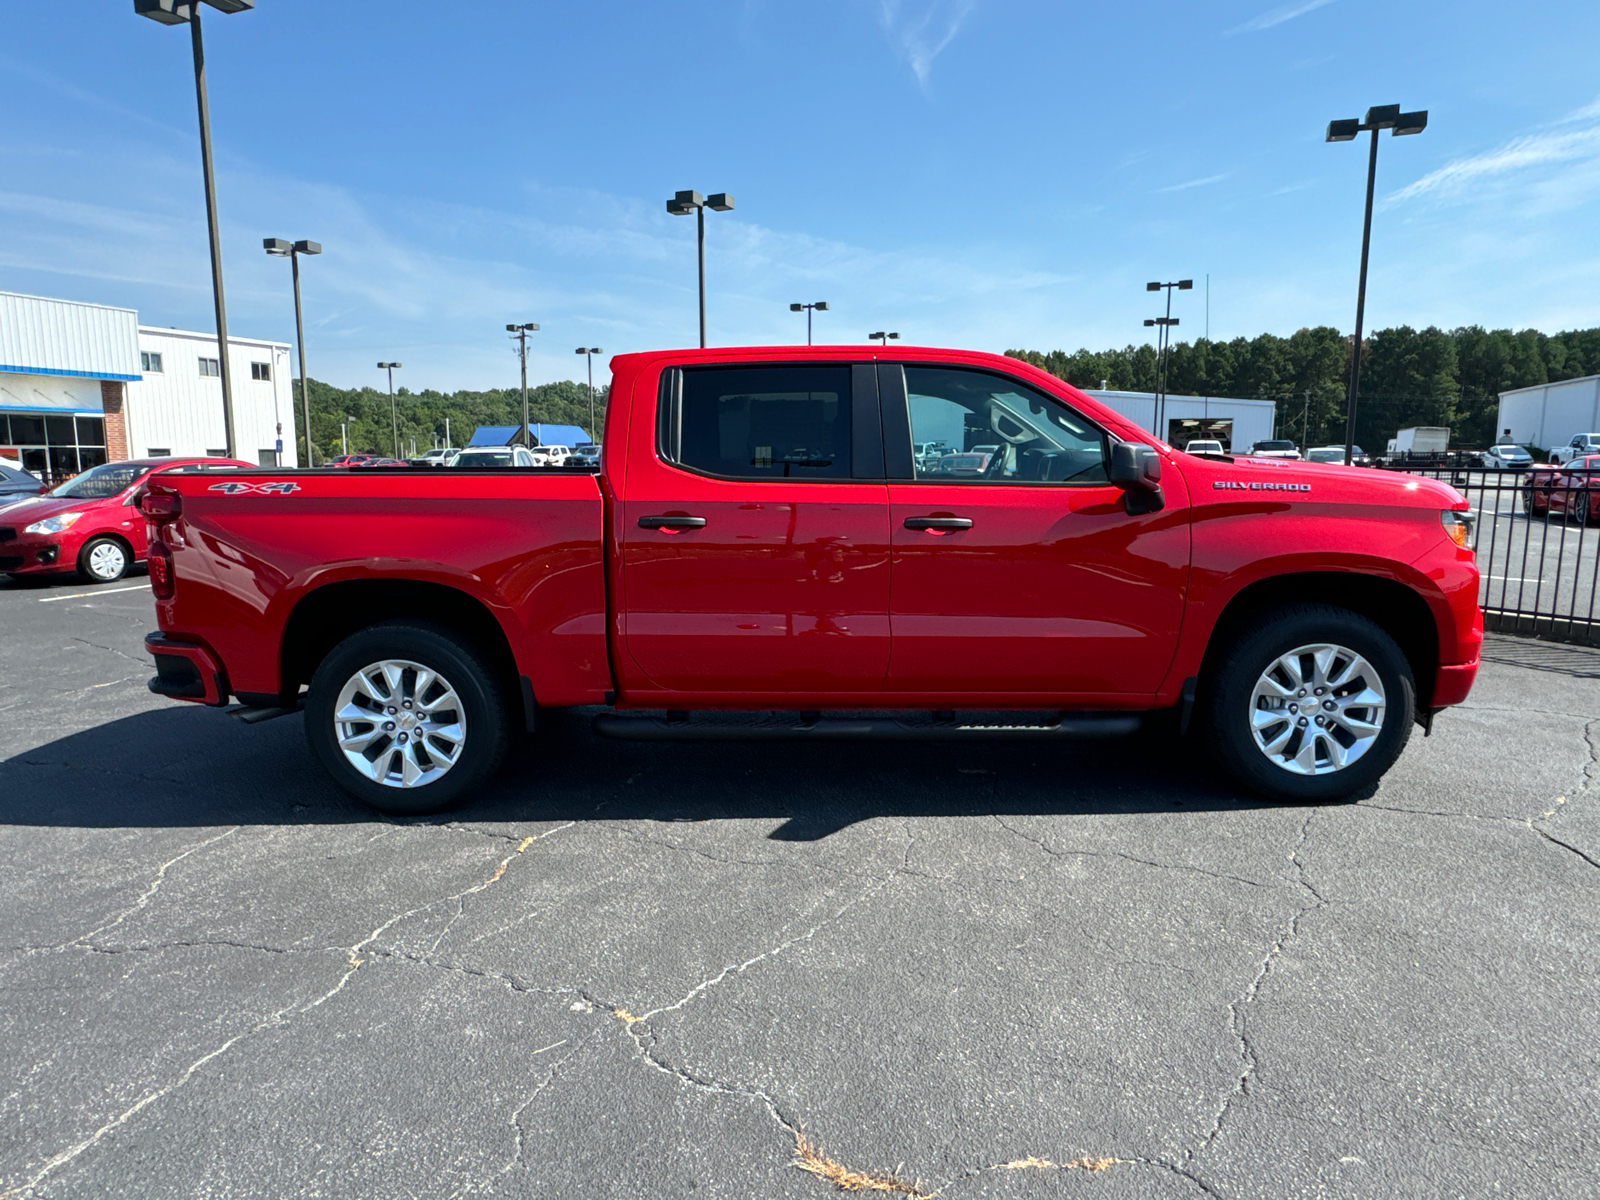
[1082,389,1278,452]
[0,290,298,481]
[1496,375,1600,453]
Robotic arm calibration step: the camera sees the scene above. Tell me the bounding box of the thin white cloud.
[1155,173,1230,194]
[876,0,976,90]
[1390,126,1600,203]
[1557,94,1600,124]
[1225,0,1335,35]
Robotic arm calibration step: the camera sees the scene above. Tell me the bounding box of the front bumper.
[0,538,62,574]
[1431,659,1480,708]
[145,632,230,706]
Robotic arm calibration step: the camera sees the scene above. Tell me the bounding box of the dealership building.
[0,290,298,482]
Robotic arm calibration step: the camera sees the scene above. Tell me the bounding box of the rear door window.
[667,365,853,480]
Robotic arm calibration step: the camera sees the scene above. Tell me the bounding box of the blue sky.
[3,0,1598,391]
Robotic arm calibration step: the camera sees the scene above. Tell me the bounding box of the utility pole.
[507,323,540,445]
[575,348,603,440]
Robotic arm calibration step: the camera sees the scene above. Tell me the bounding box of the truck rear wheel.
[1205,604,1414,802]
[305,622,511,815]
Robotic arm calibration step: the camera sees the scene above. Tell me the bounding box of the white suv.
[531,445,570,466]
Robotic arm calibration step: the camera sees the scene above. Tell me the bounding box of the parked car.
[1480,444,1534,470]
[448,447,540,468]
[928,450,995,477]
[417,448,459,465]
[2,457,251,583]
[140,344,1481,815]
[530,445,571,466]
[1550,433,1600,466]
[567,443,602,467]
[1249,440,1302,460]
[351,457,408,468]
[1304,446,1348,464]
[327,454,378,468]
[1185,439,1225,456]
[1524,455,1600,524]
[0,462,47,503]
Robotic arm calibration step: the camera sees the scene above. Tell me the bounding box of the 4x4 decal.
[207,481,302,495]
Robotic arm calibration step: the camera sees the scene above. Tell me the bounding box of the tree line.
[1007,324,1600,451]
[295,377,609,461]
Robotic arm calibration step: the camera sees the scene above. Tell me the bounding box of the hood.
[0,493,117,524]
[1179,452,1464,509]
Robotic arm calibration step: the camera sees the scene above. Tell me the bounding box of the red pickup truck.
[137,346,1482,813]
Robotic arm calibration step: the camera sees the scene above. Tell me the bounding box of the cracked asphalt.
[1,572,1597,1199]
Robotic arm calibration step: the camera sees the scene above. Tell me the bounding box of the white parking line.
[37,584,150,603]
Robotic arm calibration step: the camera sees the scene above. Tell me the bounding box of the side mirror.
[1109,442,1164,514]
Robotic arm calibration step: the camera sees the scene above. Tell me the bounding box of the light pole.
[135,0,253,458]
[1327,104,1428,465]
[575,347,603,440]
[666,189,735,348]
[869,331,900,346]
[1144,279,1191,442]
[790,302,829,345]
[341,418,351,456]
[507,323,540,446]
[264,238,321,466]
[377,363,402,458]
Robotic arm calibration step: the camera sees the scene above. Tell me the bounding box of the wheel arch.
[1196,572,1441,708]
[280,579,526,717]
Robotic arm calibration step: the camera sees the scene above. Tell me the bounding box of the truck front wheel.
[305,622,511,815]
[1206,604,1414,802]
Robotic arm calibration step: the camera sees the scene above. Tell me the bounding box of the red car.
[1,457,252,584]
[327,454,379,468]
[139,345,1481,813]
[1523,455,1600,524]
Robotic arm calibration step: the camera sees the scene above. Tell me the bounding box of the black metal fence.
[1393,466,1600,646]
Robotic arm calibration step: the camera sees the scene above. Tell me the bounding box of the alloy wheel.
[1248,642,1387,776]
[333,658,466,788]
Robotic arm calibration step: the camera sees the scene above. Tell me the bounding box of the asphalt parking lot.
[1,572,1597,1199]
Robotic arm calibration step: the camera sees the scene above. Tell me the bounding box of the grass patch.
[792,1129,933,1196]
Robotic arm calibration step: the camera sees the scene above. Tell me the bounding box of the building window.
[148,448,171,457]
[251,362,271,381]
[141,351,163,373]
[206,449,227,457]
[199,357,221,377]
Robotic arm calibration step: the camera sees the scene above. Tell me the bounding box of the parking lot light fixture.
[1144,281,1191,440]
[869,331,899,346]
[790,302,828,345]
[135,0,254,458]
[1327,102,1428,465]
[377,363,402,458]
[576,347,603,438]
[265,237,321,466]
[666,189,735,348]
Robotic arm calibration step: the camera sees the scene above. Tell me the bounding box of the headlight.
[1441,509,1476,551]
[23,512,84,535]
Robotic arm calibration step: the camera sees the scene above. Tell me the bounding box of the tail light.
[148,540,175,600]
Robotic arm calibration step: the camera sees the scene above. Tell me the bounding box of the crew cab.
[136,346,1482,814]
[1550,433,1600,466]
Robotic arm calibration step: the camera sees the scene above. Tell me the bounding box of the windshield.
[50,461,148,499]
[1493,446,1524,455]
[1307,449,1343,462]
[1255,441,1295,451]
[458,452,514,466]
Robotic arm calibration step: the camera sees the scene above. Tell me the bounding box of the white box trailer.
[1387,426,1450,456]
[1496,374,1600,455]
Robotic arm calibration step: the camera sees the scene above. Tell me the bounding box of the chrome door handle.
[638,514,707,530]
[903,516,973,531]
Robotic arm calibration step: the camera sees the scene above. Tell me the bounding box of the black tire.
[77,535,131,583]
[1205,604,1415,803]
[305,621,512,815]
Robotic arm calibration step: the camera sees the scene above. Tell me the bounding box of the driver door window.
[905,367,1107,484]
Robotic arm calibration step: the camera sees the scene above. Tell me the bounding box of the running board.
[225,702,303,725]
[592,712,1142,742]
